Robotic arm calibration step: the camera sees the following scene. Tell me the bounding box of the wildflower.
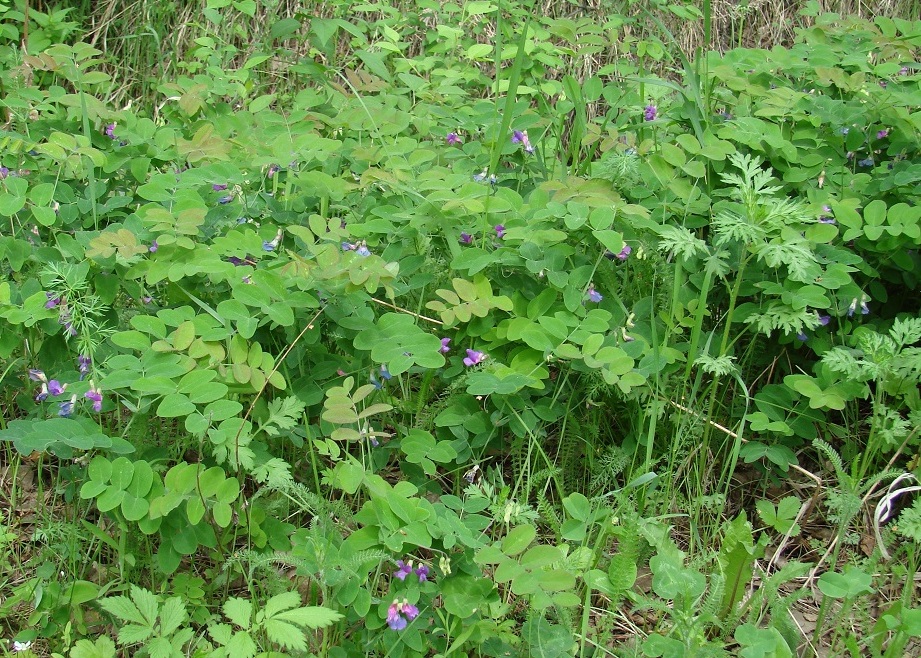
[78,355,91,378]
[586,284,603,303]
[473,169,497,184]
[141,296,153,304]
[387,599,419,631]
[45,292,62,309]
[149,240,158,253]
[394,560,413,581]
[879,80,888,88]
[615,244,632,261]
[28,369,46,382]
[796,331,808,342]
[847,298,858,317]
[818,314,831,326]
[899,66,909,75]
[35,383,49,402]
[643,104,657,121]
[48,380,66,396]
[818,205,836,224]
[355,241,371,257]
[267,164,280,177]
[263,229,282,252]
[877,129,889,139]
[241,275,252,284]
[59,394,77,417]
[439,337,451,354]
[839,127,850,136]
[218,194,234,204]
[446,132,461,145]
[494,225,505,239]
[415,564,430,582]
[104,123,117,139]
[380,364,392,381]
[860,298,870,315]
[0,166,8,179]
[12,641,32,652]
[463,349,486,367]
[85,383,103,412]
[213,183,228,191]
[459,232,472,244]
[858,157,874,167]
[341,242,354,251]
[512,130,534,154]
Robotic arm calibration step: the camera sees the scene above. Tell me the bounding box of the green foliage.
[0,2,919,656]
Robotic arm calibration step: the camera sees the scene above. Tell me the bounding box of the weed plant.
[0,1,920,657]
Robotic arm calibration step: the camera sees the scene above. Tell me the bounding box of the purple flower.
[861,299,870,315]
[35,383,49,402]
[267,164,280,177]
[58,395,77,417]
[78,355,91,378]
[877,129,889,139]
[796,331,808,342]
[463,349,486,367]
[494,225,505,239]
[212,183,228,191]
[149,240,158,253]
[85,386,103,412]
[644,104,657,121]
[217,194,234,204]
[341,242,354,252]
[858,157,874,167]
[386,599,419,631]
[387,602,408,630]
[414,564,429,582]
[512,130,525,144]
[45,293,62,309]
[104,123,117,139]
[48,380,66,396]
[0,167,8,179]
[262,240,276,252]
[446,132,461,145]
[355,241,371,257]
[459,232,472,244]
[63,322,78,337]
[141,296,153,305]
[28,369,46,382]
[402,602,419,621]
[394,560,413,581]
[439,337,451,354]
[512,130,534,154]
[586,285,603,303]
[879,80,888,88]
[615,245,632,261]
[899,66,909,75]
[380,364,391,381]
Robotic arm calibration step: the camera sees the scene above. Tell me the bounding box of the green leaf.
[157,393,196,418]
[501,524,536,556]
[817,566,873,599]
[223,597,253,630]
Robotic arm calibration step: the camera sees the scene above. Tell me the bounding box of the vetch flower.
[78,355,91,378]
[213,183,228,191]
[380,364,392,381]
[355,241,371,257]
[262,229,282,252]
[45,292,62,309]
[615,245,632,261]
[512,130,534,154]
[459,232,472,244]
[445,132,461,145]
[149,240,158,253]
[494,224,505,239]
[104,123,117,139]
[796,331,808,342]
[59,394,77,417]
[48,380,66,396]
[394,560,413,581]
[586,284,603,303]
[818,314,831,326]
[85,383,103,412]
[12,641,32,652]
[877,129,889,139]
[463,349,486,367]
[473,169,497,185]
[512,130,525,144]
[217,194,234,204]
[267,163,280,177]
[28,369,46,382]
[35,383,49,402]
[440,337,451,354]
[839,127,850,135]
[643,104,657,121]
[386,599,419,631]
[415,564,430,582]
[858,157,874,167]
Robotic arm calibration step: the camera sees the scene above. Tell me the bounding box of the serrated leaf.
[273,604,344,629]
[100,595,147,626]
[159,597,188,636]
[223,597,253,630]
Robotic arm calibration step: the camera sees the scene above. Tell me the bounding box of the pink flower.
[463,349,486,367]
